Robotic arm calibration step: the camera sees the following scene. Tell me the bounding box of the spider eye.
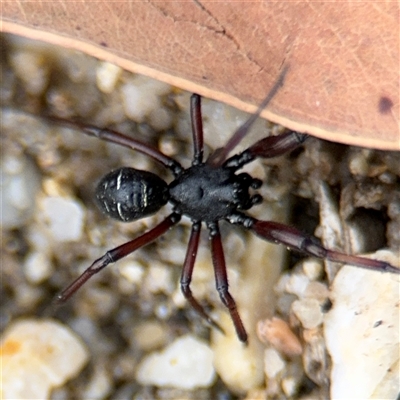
[95,167,169,222]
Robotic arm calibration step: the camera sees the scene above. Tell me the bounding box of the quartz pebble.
[1,155,41,229]
[39,196,85,242]
[1,319,89,399]
[264,348,285,378]
[136,335,216,389]
[324,250,400,399]
[23,250,53,284]
[133,321,167,352]
[96,61,122,93]
[292,299,324,329]
[81,363,112,399]
[120,76,171,123]
[9,49,49,95]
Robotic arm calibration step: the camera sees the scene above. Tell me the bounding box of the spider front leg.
[190,94,204,165]
[223,130,308,170]
[208,222,248,343]
[54,213,181,304]
[207,64,290,167]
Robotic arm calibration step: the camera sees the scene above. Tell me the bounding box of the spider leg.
[207,64,290,167]
[223,130,308,170]
[42,116,183,176]
[208,222,248,343]
[190,94,204,165]
[228,213,399,274]
[180,222,225,334]
[54,213,181,304]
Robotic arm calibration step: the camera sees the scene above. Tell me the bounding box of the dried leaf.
[2,2,399,149]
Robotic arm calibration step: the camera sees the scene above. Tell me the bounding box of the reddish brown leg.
[224,130,308,170]
[190,94,204,165]
[249,218,399,274]
[180,222,224,333]
[208,222,248,343]
[54,213,181,304]
[207,64,290,167]
[43,116,183,176]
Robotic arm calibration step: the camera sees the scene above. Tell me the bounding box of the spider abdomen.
[96,167,169,222]
[169,164,261,222]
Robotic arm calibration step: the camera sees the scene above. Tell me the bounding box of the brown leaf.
[2,1,399,149]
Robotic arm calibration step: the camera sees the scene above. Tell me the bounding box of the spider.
[48,71,399,344]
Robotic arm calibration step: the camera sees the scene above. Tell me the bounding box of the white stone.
[1,155,40,228]
[133,321,167,352]
[40,196,85,242]
[282,376,297,397]
[1,319,89,399]
[120,77,171,123]
[96,61,122,93]
[303,281,329,303]
[264,348,285,378]
[9,50,49,95]
[121,81,156,122]
[23,251,53,284]
[145,263,174,294]
[348,151,369,177]
[117,260,145,285]
[324,250,400,399]
[302,259,324,281]
[136,335,215,389]
[82,363,112,399]
[292,299,324,329]
[285,273,310,298]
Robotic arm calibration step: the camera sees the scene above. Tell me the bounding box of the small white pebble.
[264,348,285,378]
[136,335,216,389]
[118,260,145,285]
[158,239,187,265]
[120,77,171,123]
[276,293,297,315]
[302,259,324,281]
[23,251,53,284]
[40,196,85,242]
[1,155,41,228]
[121,81,159,122]
[303,281,329,303]
[285,273,310,298]
[9,50,49,95]
[281,376,297,397]
[291,299,323,329]
[274,273,291,294]
[82,363,112,399]
[158,135,180,157]
[3,155,24,174]
[133,321,167,352]
[145,263,174,294]
[348,151,369,176]
[96,61,122,93]
[1,319,89,399]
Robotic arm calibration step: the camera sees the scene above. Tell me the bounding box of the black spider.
[48,73,399,344]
